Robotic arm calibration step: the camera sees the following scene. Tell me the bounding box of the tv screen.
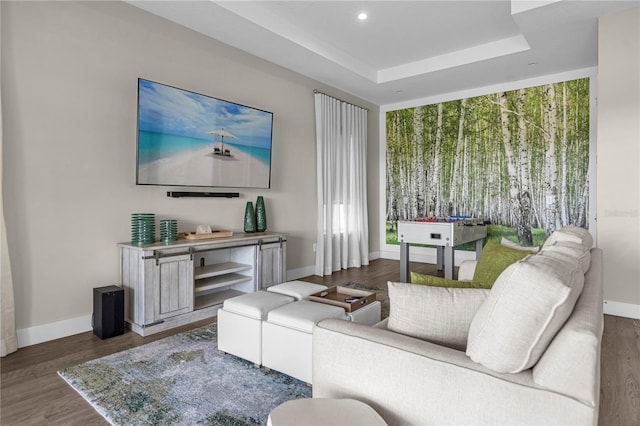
[136,78,273,189]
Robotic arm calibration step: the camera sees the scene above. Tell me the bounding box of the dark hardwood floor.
[1,258,638,425]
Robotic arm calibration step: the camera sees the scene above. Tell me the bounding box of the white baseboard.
[17,314,92,348]
[286,251,380,281]
[603,300,640,319]
[16,267,319,348]
[15,255,410,348]
[286,266,315,281]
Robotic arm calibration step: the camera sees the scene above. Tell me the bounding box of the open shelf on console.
[194,273,253,295]
[194,262,253,280]
[194,289,245,310]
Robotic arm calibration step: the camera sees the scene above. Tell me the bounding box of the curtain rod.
[313,89,368,111]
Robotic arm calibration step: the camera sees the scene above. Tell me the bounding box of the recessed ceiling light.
[358,12,368,21]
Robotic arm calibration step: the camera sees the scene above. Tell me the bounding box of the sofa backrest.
[532,248,603,407]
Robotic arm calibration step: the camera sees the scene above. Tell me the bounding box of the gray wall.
[2,1,379,341]
[597,7,640,314]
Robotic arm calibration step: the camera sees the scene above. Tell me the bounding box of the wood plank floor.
[1,258,638,425]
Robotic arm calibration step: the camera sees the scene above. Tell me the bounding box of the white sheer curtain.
[314,92,369,276]
[1,3,18,356]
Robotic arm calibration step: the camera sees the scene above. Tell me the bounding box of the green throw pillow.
[409,240,530,289]
[410,272,491,289]
[472,240,530,285]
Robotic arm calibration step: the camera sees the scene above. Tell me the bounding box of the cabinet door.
[155,255,194,320]
[257,240,286,290]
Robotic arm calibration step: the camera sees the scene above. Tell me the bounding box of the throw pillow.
[472,240,531,285]
[466,254,585,373]
[387,281,489,351]
[500,237,540,253]
[410,272,491,289]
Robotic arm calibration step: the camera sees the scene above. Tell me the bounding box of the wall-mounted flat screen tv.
[136,78,273,188]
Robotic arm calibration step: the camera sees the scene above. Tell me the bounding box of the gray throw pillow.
[466,254,584,373]
[387,281,489,351]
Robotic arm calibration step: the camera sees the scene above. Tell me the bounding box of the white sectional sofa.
[312,226,603,425]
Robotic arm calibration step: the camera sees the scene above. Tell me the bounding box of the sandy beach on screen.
[138,143,270,187]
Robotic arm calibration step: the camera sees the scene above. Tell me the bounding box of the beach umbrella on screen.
[208,128,237,156]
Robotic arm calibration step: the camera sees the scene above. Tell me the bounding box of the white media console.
[119,232,286,336]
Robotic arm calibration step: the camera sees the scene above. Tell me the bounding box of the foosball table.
[397,217,487,281]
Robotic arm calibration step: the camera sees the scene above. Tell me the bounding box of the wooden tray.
[308,286,376,312]
[179,231,233,240]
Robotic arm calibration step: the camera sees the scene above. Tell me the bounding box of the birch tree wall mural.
[386,77,590,247]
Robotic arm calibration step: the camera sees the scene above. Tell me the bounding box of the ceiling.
[127,0,638,106]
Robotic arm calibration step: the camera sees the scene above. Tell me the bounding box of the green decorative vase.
[244,201,256,233]
[255,196,267,232]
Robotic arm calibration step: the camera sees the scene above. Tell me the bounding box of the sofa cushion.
[387,281,490,351]
[466,253,585,373]
[543,225,593,250]
[472,240,531,285]
[500,237,540,253]
[410,272,491,289]
[539,241,591,273]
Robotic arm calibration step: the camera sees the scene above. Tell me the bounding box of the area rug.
[58,323,311,426]
[340,281,390,319]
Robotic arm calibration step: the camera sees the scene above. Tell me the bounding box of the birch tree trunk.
[516,89,533,245]
[429,103,443,216]
[462,135,470,215]
[449,99,467,214]
[560,81,569,226]
[497,92,521,230]
[399,124,409,220]
[386,112,399,222]
[412,106,425,217]
[543,83,559,235]
[576,178,589,227]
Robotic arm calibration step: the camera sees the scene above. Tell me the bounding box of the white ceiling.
[127,0,639,106]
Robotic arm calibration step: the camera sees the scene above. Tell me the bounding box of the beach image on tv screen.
[136,79,273,188]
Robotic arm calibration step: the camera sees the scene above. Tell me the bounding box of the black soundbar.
[167,191,240,198]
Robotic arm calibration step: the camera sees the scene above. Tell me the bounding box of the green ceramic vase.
[244,201,256,233]
[256,196,267,232]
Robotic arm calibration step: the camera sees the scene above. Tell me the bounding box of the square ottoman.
[267,281,328,300]
[262,300,347,383]
[218,291,295,365]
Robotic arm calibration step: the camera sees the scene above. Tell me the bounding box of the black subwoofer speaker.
[93,285,125,339]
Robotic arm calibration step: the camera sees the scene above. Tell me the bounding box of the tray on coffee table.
[308,286,376,312]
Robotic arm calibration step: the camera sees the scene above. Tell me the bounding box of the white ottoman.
[262,300,347,383]
[267,281,328,300]
[218,291,295,365]
[268,398,388,426]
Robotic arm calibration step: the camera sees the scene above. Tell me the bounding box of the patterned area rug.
[340,281,390,319]
[58,323,311,425]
